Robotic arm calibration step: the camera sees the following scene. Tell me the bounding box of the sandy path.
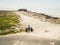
[0,33,60,45]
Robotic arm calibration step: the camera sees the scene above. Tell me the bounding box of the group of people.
[25,25,33,32]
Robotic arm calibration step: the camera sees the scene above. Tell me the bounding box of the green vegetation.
[0,11,20,35]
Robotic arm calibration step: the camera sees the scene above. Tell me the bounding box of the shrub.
[0,11,20,35]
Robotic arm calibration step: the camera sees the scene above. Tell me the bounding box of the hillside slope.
[15,11,60,39]
[0,11,60,45]
[0,11,20,35]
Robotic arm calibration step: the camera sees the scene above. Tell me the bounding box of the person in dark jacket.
[26,25,33,32]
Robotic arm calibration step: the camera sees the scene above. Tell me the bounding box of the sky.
[0,0,60,17]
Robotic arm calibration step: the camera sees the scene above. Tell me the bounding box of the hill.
[15,11,60,39]
[17,10,60,24]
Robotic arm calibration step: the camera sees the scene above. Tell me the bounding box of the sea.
[32,8,60,17]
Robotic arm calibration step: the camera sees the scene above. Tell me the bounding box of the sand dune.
[15,11,60,39]
[0,11,60,45]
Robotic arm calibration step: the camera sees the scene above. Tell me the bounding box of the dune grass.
[0,11,20,35]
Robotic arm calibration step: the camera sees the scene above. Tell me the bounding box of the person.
[26,25,33,32]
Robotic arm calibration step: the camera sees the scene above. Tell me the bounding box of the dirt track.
[0,32,60,45]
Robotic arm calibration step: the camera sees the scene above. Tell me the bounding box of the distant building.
[18,9,27,11]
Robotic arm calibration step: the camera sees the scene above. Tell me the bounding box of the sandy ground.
[15,12,60,39]
[0,32,60,45]
[0,11,60,45]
